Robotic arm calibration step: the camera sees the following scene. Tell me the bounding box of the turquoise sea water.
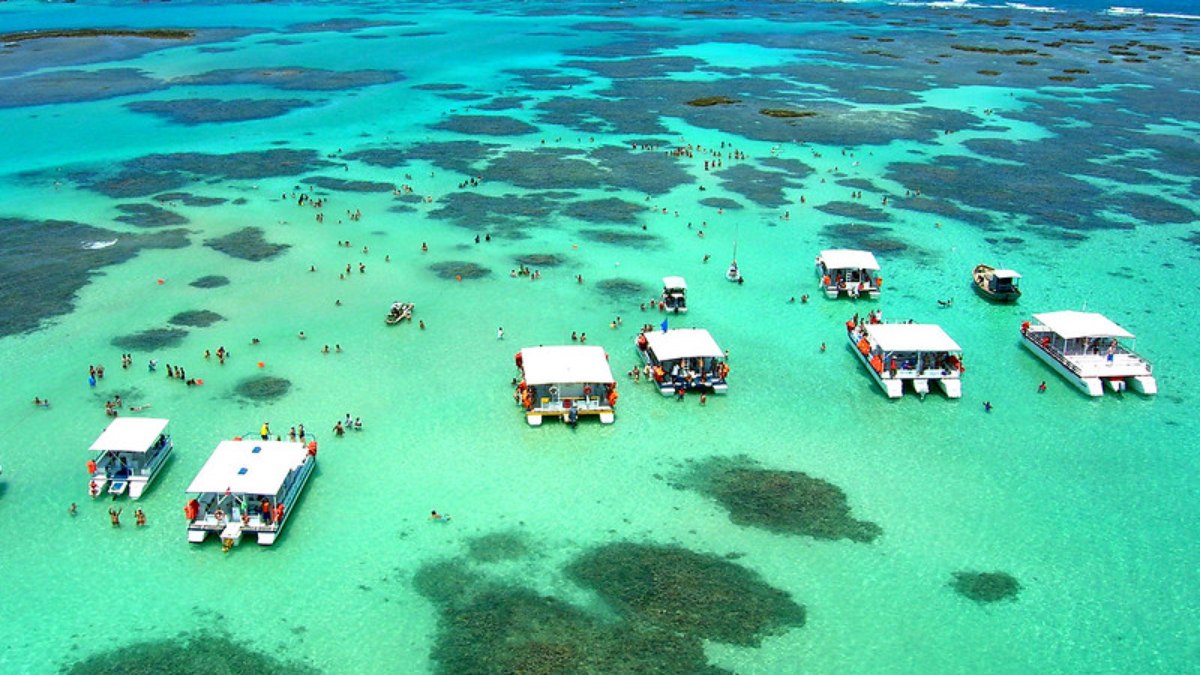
[1,1,1198,672]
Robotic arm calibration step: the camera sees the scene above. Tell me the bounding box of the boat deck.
[1023,329,1151,378]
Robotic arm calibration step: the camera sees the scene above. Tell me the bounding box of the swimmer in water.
[430,510,451,522]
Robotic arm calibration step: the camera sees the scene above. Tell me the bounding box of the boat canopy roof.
[644,328,724,361]
[186,440,308,495]
[662,276,687,290]
[520,346,615,386]
[819,249,879,271]
[990,268,1022,279]
[1033,310,1133,339]
[866,324,961,352]
[89,417,169,454]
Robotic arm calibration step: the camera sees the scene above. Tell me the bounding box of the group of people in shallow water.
[100,506,146,527]
[510,265,541,280]
[331,413,363,436]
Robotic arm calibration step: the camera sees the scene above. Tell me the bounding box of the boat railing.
[1023,328,1084,375]
[1024,328,1152,375]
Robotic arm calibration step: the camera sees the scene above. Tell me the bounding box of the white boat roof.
[662,276,687,290]
[820,249,880,270]
[186,440,309,495]
[520,345,615,386]
[89,417,169,454]
[1033,310,1134,339]
[991,268,1022,279]
[866,324,961,352]
[643,328,724,361]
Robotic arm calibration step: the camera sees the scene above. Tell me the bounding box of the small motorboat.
[385,301,415,325]
[972,265,1021,302]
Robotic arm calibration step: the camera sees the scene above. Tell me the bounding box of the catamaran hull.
[1021,339,1104,396]
[259,453,317,545]
[848,335,903,398]
[129,445,173,500]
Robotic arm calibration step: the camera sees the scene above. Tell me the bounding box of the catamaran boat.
[87,417,173,499]
[817,249,882,299]
[636,327,729,396]
[184,438,317,548]
[847,318,963,398]
[1020,310,1156,396]
[660,276,688,313]
[972,264,1022,302]
[514,346,617,426]
[385,301,414,325]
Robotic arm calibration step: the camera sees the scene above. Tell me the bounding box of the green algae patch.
[686,96,738,107]
[595,277,647,300]
[950,44,1036,56]
[680,456,881,542]
[1049,75,1076,82]
[168,310,224,327]
[567,542,805,647]
[951,571,1021,603]
[759,108,818,118]
[2,28,194,43]
[111,327,188,351]
[429,584,718,674]
[466,531,531,563]
[515,253,565,268]
[977,70,1001,76]
[204,227,290,262]
[428,260,491,280]
[189,275,229,289]
[412,562,721,674]
[234,375,291,402]
[61,631,317,674]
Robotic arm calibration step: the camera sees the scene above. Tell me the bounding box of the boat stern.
[1130,375,1157,395]
[938,379,962,399]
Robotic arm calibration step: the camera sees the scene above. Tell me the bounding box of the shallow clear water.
[0,0,1197,672]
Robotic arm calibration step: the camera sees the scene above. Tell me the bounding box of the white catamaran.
[1020,310,1156,396]
[87,417,173,500]
[184,438,317,549]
